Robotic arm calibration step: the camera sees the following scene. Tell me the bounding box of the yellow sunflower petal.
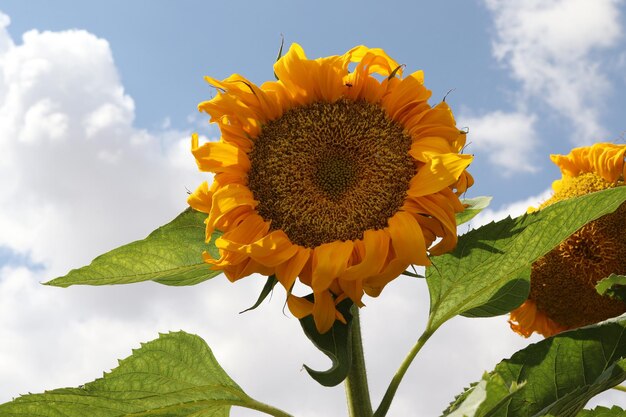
[275,246,312,290]
[274,44,348,105]
[311,241,354,293]
[382,71,431,122]
[338,278,365,307]
[343,47,396,103]
[408,153,473,197]
[312,290,338,333]
[192,138,251,175]
[187,181,212,214]
[207,184,257,231]
[509,299,566,338]
[246,231,299,267]
[410,192,459,255]
[365,211,429,296]
[217,213,269,245]
[199,93,262,137]
[551,142,626,183]
[340,229,390,281]
[287,294,314,319]
[409,137,456,162]
[345,45,402,77]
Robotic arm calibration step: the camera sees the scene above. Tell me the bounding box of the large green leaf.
[578,406,626,416]
[426,187,626,331]
[299,298,354,387]
[442,315,626,417]
[0,331,290,417]
[46,208,222,287]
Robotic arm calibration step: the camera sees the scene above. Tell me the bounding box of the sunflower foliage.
[442,316,626,417]
[596,274,626,303]
[5,45,626,417]
[1,186,623,417]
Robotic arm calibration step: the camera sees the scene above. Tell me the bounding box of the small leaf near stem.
[299,297,354,386]
[345,306,373,417]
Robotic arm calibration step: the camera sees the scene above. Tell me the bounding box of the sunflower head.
[510,143,626,338]
[189,44,473,333]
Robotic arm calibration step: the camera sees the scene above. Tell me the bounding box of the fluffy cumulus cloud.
[485,0,623,145]
[0,17,210,275]
[459,111,539,174]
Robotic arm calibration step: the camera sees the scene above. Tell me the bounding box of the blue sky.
[1,1,626,416]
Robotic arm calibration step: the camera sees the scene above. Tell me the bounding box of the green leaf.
[578,406,626,416]
[443,315,626,417]
[426,187,626,331]
[0,331,288,417]
[456,196,493,225]
[46,208,222,287]
[442,375,523,417]
[299,297,354,387]
[596,274,626,302]
[461,277,529,318]
[240,275,278,313]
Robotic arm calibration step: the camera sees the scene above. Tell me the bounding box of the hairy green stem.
[345,306,374,417]
[373,326,435,417]
[242,397,296,417]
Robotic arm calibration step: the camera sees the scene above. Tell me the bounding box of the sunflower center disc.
[248,99,415,248]
[314,154,358,200]
[531,193,626,329]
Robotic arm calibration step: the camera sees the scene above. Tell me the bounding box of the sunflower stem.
[345,306,373,417]
[373,326,435,417]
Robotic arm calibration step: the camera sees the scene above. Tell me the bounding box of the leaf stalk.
[373,325,436,417]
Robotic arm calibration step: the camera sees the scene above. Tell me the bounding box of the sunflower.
[509,143,626,338]
[188,44,473,333]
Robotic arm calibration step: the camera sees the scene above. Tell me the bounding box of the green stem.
[612,384,626,393]
[242,397,296,417]
[373,326,435,417]
[345,306,373,417]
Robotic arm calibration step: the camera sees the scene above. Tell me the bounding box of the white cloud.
[0,15,204,276]
[484,0,623,144]
[459,110,539,174]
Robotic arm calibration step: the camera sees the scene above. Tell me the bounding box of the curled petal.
[408,153,473,197]
[192,135,251,175]
[551,142,626,183]
[311,241,354,293]
[287,294,314,319]
[509,299,566,338]
[187,181,212,214]
[275,246,312,291]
